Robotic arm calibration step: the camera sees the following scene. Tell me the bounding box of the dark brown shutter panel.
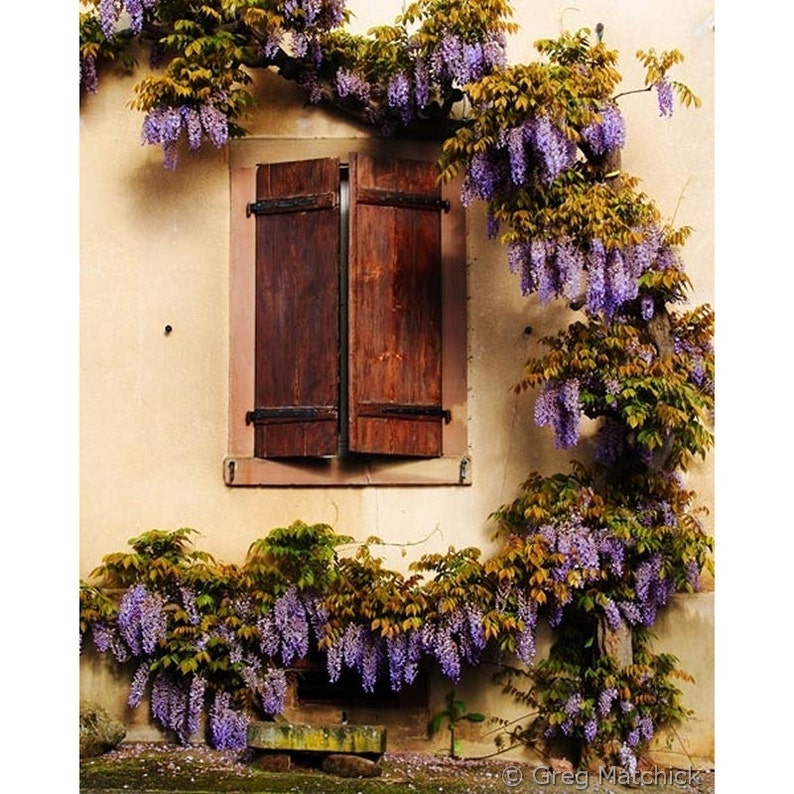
[251,158,340,457]
[348,153,445,456]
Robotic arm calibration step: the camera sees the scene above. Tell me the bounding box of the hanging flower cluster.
[80,504,710,761]
[97,0,159,39]
[520,300,714,468]
[79,0,521,161]
[429,29,508,86]
[501,648,687,770]
[140,101,230,170]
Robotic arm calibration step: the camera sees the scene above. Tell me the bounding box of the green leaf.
[429,712,447,735]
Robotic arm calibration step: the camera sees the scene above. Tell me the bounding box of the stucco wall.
[80,0,714,764]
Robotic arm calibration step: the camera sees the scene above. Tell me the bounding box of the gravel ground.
[80,742,715,794]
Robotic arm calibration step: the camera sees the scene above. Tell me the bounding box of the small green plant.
[428,690,486,759]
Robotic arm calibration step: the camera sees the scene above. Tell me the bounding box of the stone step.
[247,722,386,756]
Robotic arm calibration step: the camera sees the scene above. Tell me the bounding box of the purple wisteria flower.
[584,719,598,743]
[360,631,384,692]
[283,0,346,33]
[341,623,365,670]
[118,583,167,656]
[581,226,671,318]
[81,56,99,95]
[90,620,130,662]
[150,672,206,744]
[505,125,528,185]
[98,0,120,39]
[625,227,661,278]
[422,623,461,682]
[260,666,288,715]
[619,742,638,775]
[179,586,201,626]
[564,692,583,716]
[596,417,626,465]
[604,248,633,315]
[655,77,674,117]
[632,552,675,625]
[458,603,487,661]
[257,29,284,60]
[605,378,620,406]
[603,598,622,631]
[581,104,626,155]
[387,72,413,124]
[597,687,618,716]
[482,31,509,73]
[430,31,506,86]
[142,100,229,170]
[529,116,578,184]
[637,714,655,741]
[540,519,613,590]
[530,238,555,304]
[388,631,425,690]
[238,653,263,691]
[514,590,538,663]
[547,600,564,628]
[290,31,310,58]
[335,69,371,103]
[209,690,249,750]
[598,534,625,578]
[585,238,607,314]
[413,57,430,108]
[506,240,528,284]
[128,662,151,707]
[505,240,527,292]
[507,237,564,298]
[534,378,581,449]
[461,150,506,205]
[555,239,584,301]
[655,241,684,272]
[325,637,343,683]
[257,586,311,665]
[299,72,324,104]
[199,103,229,147]
[617,600,642,625]
[689,359,707,388]
[98,0,158,39]
[325,623,388,692]
[684,559,701,590]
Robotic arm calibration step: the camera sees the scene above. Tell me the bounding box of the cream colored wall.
[80,0,714,762]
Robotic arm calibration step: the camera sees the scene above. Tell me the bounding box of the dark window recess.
[249,153,449,460]
[292,654,428,707]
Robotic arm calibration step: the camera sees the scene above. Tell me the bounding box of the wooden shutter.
[348,153,446,456]
[250,158,340,457]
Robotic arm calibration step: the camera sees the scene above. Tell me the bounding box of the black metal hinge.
[356,188,450,213]
[356,403,452,424]
[246,406,338,425]
[246,192,336,217]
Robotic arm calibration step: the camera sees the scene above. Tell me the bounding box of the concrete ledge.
[247,722,386,755]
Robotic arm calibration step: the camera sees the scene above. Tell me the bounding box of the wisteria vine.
[79,0,519,166]
[81,496,710,768]
[80,0,713,771]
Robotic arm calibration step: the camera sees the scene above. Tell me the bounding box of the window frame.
[225,139,469,487]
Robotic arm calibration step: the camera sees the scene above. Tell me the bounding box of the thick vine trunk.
[596,614,633,667]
